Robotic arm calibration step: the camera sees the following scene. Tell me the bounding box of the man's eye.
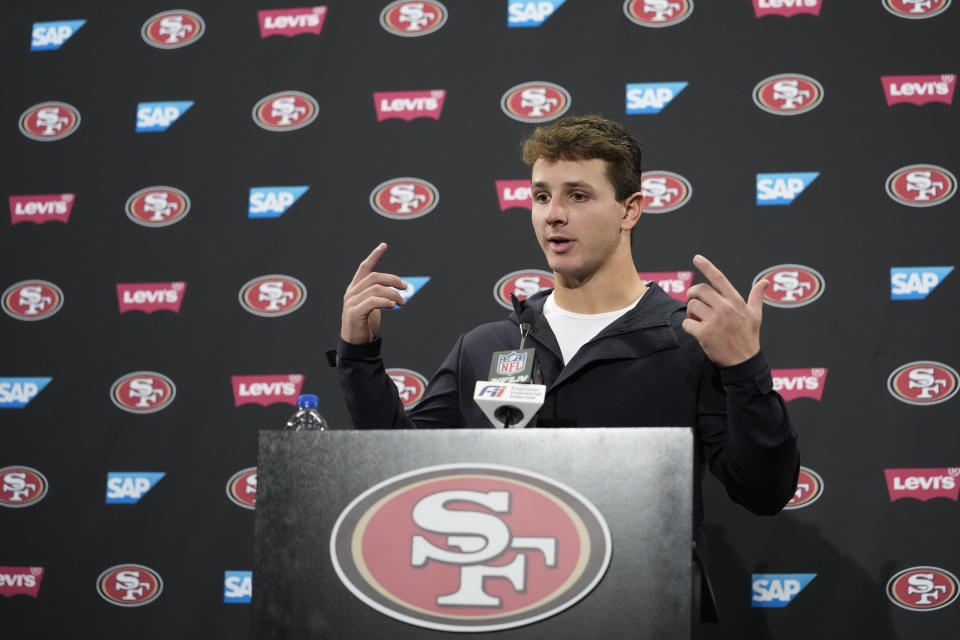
[571,192,587,201]
[535,193,550,202]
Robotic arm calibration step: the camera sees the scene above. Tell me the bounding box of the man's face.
[530,157,632,281]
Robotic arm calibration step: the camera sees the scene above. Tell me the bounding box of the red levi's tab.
[885,468,960,502]
[374,90,446,121]
[0,567,44,598]
[881,74,956,106]
[116,283,186,313]
[752,0,822,17]
[258,6,327,38]
[770,368,828,401]
[231,374,304,406]
[496,180,532,211]
[9,194,74,225]
[639,271,693,302]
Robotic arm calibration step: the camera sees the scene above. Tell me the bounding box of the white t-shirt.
[542,291,644,365]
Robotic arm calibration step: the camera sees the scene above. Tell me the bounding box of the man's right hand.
[341,243,408,345]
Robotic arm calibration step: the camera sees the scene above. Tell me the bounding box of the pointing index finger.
[352,242,388,285]
[693,254,743,302]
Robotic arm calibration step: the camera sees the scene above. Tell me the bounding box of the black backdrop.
[1,1,958,638]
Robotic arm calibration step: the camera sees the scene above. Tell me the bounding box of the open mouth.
[548,237,573,252]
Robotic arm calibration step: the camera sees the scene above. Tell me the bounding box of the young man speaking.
[335,115,799,619]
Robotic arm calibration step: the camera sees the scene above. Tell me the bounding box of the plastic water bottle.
[285,394,328,431]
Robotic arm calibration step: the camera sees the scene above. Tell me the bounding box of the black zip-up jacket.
[335,283,800,620]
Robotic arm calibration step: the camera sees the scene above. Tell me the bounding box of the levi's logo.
[231,374,304,406]
[771,368,827,401]
[639,271,693,302]
[116,283,186,313]
[882,74,955,106]
[374,90,446,121]
[0,567,45,598]
[9,194,74,224]
[885,468,960,502]
[752,0,822,17]
[496,180,532,210]
[258,6,327,37]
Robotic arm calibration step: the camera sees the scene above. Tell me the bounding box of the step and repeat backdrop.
[1,1,958,638]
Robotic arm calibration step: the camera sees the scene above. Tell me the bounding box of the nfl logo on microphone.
[497,352,527,376]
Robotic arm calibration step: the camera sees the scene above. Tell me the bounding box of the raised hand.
[341,243,408,345]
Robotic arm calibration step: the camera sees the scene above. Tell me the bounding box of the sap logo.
[387,277,430,308]
[752,573,816,607]
[508,1,566,27]
[756,172,819,205]
[891,266,953,300]
[136,101,194,132]
[31,20,86,50]
[0,378,52,408]
[249,186,309,218]
[106,472,165,504]
[224,571,253,603]
[626,82,688,114]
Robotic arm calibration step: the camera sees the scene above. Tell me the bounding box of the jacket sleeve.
[696,350,800,515]
[336,335,467,429]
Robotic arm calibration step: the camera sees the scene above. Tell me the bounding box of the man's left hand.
[681,254,768,367]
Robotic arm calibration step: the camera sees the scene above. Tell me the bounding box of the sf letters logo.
[410,490,557,607]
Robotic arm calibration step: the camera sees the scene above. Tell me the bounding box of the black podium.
[253,428,693,639]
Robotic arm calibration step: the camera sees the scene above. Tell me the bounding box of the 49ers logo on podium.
[141,10,205,49]
[19,101,80,141]
[887,361,958,406]
[2,280,64,321]
[380,1,448,37]
[252,91,319,132]
[753,73,824,115]
[883,0,951,19]
[0,466,49,508]
[783,466,823,510]
[125,186,190,227]
[885,164,956,208]
[386,368,428,408]
[96,564,163,607]
[501,81,571,123]
[493,270,554,309]
[369,178,439,219]
[753,264,825,308]
[886,567,958,612]
[623,0,694,27]
[226,467,257,510]
[640,171,692,214]
[110,372,176,414]
[330,464,612,632]
[238,275,307,317]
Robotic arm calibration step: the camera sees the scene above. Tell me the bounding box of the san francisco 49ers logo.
[501,81,571,123]
[887,566,958,611]
[623,0,694,27]
[386,368,428,409]
[641,171,692,214]
[125,186,191,227]
[494,270,554,310]
[885,164,956,208]
[380,1,448,36]
[887,361,958,406]
[753,264,825,308]
[783,466,823,510]
[97,564,163,607]
[0,466,49,508]
[753,73,824,115]
[2,280,64,321]
[18,102,80,141]
[239,275,307,317]
[226,467,257,510]
[110,372,176,414]
[141,10,205,49]
[252,91,319,132]
[330,464,612,632]
[369,178,439,219]
[883,0,951,19]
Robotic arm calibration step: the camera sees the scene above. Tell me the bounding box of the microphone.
[473,303,545,428]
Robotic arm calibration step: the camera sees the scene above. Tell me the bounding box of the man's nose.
[544,199,567,225]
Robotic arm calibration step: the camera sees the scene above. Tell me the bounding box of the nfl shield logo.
[497,352,527,375]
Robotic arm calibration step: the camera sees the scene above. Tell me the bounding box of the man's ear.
[621,191,643,231]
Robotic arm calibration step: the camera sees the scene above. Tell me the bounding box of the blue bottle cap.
[297,394,319,409]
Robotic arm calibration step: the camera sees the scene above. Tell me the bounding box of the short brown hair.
[521,114,643,202]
